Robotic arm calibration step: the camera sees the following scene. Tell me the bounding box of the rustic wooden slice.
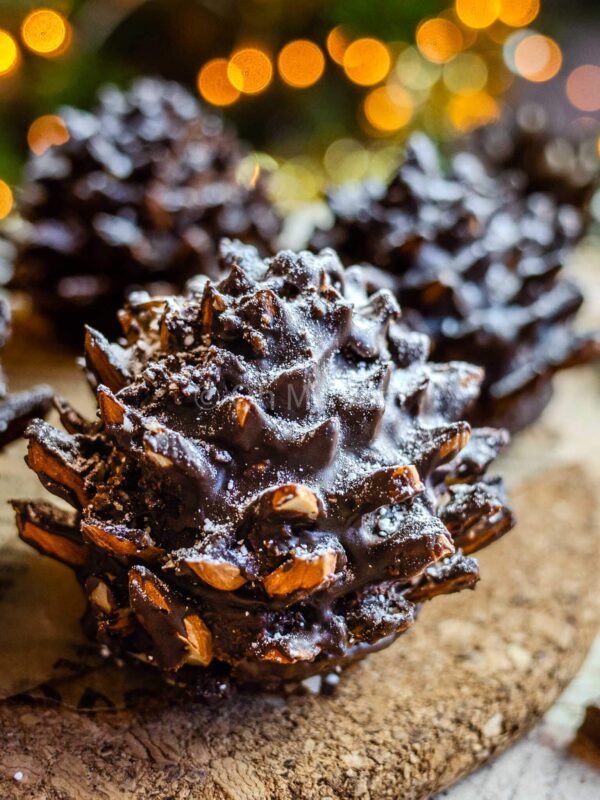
[0,315,598,800]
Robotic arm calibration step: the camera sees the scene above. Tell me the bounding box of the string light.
[343,38,391,86]
[364,86,413,132]
[21,9,69,57]
[197,59,240,106]
[566,65,600,112]
[324,139,370,183]
[514,34,562,82]
[0,30,18,77]
[499,0,540,28]
[443,53,489,94]
[455,0,501,30]
[227,48,273,95]
[27,115,70,155]
[395,47,441,91]
[448,90,500,130]
[269,157,323,211]
[278,40,325,88]
[0,180,13,220]
[416,18,463,65]
[326,26,349,66]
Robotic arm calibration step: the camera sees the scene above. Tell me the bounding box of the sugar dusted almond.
[271,485,320,520]
[263,548,338,597]
[184,557,246,591]
[19,520,87,567]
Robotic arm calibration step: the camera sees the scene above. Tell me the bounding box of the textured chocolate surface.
[16,242,514,695]
[11,78,281,340]
[0,297,52,449]
[470,105,598,210]
[311,133,600,431]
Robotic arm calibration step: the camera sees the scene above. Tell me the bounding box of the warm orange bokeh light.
[514,34,562,82]
[27,115,70,155]
[416,18,463,65]
[0,30,18,77]
[343,38,391,86]
[197,59,240,106]
[0,180,13,220]
[455,0,500,29]
[278,40,325,88]
[499,0,540,27]
[448,90,500,131]
[566,65,600,112]
[327,25,349,66]
[21,9,68,56]
[227,48,273,95]
[364,86,413,132]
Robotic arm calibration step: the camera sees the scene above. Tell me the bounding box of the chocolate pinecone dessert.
[470,105,598,210]
[311,134,600,431]
[0,297,52,448]
[12,78,280,341]
[15,242,514,698]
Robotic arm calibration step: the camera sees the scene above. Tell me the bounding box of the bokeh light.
[455,0,501,29]
[227,48,273,95]
[364,85,413,132]
[499,0,540,27]
[416,18,463,65]
[324,139,370,183]
[566,65,600,112]
[21,9,69,56]
[197,59,240,106]
[443,53,488,94]
[269,157,323,211]
[326,25,349,66]
[514,34,562,82]
[395,46,441,90]
[486,53,515,94]
[343,38,391,86]
[448,90,500,130]
[0,180,13,220]
[278,40,325,88]
[235,152,277,189]
[27,115,70,155]
[0,30,19,77]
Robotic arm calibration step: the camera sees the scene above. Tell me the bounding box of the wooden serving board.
[0,314,599,800]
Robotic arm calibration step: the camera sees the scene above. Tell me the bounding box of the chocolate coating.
[469,105,598,210]
[15,242,514,696]
[11,78,281,341]
[311,133,600,432]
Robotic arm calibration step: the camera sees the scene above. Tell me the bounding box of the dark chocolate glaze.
[310,132,599,432]
[469,105,598,210]
[16,242,514,696]
[11,78,281,341]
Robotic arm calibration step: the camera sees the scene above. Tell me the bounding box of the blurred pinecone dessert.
[311,134,600,432]
[15,241,513,698]
[469,104,599,210]
[0,296,52,448]
[11,77,281,342]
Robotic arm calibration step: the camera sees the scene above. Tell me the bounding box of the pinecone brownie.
[11,78,281,341]
[0,297,52,449]
[469,105,598,210]
[311,133,600,432]
[14,242,514,697]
